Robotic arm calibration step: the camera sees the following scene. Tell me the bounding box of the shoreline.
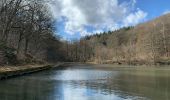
[0,63,64,80]
[87,60,170,66]
[0,62,170,80]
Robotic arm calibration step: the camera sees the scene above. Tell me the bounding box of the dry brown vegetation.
[0,0,65,65]
[0,0,169,66]
[66,14,170,65]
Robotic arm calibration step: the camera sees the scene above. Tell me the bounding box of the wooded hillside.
[0,0,65,65]
[66,14,170,65]
[0,0,170,65]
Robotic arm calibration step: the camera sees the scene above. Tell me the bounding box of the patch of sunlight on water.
[51,69,118,81]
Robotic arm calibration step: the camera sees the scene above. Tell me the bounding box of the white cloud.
[163,10,170,15]
[93,30,104,34]
[80,29,104,37]
[123,8,148,26]
[48,0,147,37]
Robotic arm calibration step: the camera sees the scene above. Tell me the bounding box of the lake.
[0,64,170,100]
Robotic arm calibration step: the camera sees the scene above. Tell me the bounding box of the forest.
[65,14,170,65]
[0,1,170,100]
[0,0,65,65]
[0,0,170,66]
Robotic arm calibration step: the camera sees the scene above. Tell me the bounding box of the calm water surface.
[0,64,170,100]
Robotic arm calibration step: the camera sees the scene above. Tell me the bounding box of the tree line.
[65,14,170,65]
[0,0,169,65]
[0,0,65,65]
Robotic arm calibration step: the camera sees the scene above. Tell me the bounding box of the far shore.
[86,59,170,66]
[0,62,170,80]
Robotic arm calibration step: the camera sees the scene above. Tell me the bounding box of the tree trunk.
[17,31,23,54]
[25,38,29,55]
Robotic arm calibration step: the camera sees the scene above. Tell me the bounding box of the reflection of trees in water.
[66,79,144,99]
[67,71,170,100]
[1,69,170,100]
[0,76,64,100]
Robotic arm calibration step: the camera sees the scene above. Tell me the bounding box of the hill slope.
[67,14,170,65]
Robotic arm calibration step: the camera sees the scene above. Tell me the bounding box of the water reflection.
[0,65,170,100]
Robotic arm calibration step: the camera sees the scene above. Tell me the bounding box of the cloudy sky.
[48,0,170,40]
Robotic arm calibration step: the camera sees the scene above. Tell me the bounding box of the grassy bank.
[0,63,64,80]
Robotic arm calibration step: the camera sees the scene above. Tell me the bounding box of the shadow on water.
[0,64,170,100]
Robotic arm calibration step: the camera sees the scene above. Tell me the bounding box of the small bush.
[0,41,18,65]
[4,47,18,65]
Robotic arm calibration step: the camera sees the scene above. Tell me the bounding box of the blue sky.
[49,0,170,40]
[135,0,170,19]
